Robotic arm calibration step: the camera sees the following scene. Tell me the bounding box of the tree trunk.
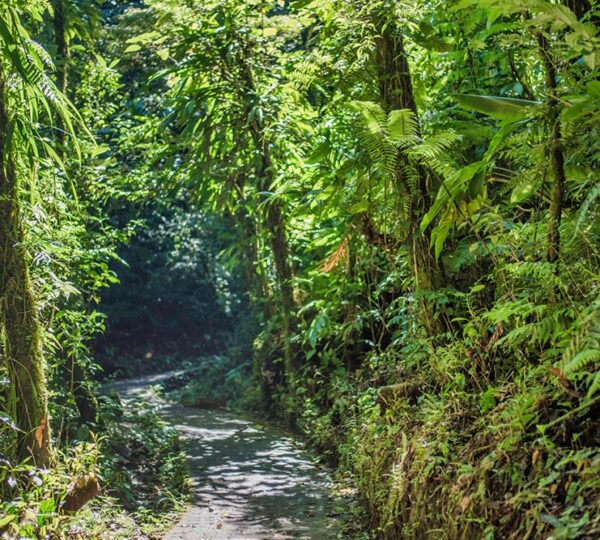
[257,148,299,376]
[232,175,274,321]
[0,64,52,467]
[537,33,565,279]
[238,56,299,376]
[375,18,447,336]
[564,0,595,21]
[229,178,286,396]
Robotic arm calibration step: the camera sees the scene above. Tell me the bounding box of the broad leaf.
[452,94,541,121]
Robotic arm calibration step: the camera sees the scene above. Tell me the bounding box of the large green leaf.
[452,94,541,121]
[421,161,485,232]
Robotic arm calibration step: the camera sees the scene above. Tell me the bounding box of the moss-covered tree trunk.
[537,33,565,280]
[375,19,447,336]
[0,63,52,467]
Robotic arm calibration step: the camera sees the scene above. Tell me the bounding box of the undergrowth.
[0,443,99,539]
[97,395,189,515]
[272,293,600,539]
[0,393,188,539]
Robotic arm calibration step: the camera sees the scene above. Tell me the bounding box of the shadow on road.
[110,373,341,540]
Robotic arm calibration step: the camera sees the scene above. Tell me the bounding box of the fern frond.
[413,132,460,160]
[26,38,53,68]
[320,235,351,273]
[587,371,600,398]
[351,100,388,139]
[563,349,600,375]
[504,261,565,289]
[388,109,419,146]
[559,302,600,396]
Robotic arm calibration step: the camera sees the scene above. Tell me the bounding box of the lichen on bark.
[0,59,52,468]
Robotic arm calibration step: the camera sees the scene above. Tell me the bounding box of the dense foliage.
[1,0,599,538]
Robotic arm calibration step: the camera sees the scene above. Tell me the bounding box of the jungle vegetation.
[0,0,599,538]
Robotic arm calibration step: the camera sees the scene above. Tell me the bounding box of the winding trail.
[109,373,341,540]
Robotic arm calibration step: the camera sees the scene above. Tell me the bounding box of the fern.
[504,261,562,283]
[350,101,400,216]
[560,301,600,397]
[351,100,389,139]
[387,108,419,147]
[409,132,459,180]
[588,372,600,398]
[564,349,600,375]
[350,102,461,224]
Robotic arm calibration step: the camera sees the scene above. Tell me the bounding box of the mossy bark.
[537,33,565,282]
[0,64,52,467]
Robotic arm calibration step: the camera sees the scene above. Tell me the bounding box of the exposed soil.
[109,373,342,540]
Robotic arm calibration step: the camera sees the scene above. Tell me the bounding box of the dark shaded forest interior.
[0,0,599,539]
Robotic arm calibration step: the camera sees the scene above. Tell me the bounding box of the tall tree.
[0,59,51,467]
[159,0,301,377]
[0,0,78,466]
[240,57,300,375]
[372,6,448,335]
[50,0,100,427]
[537,31,566,275]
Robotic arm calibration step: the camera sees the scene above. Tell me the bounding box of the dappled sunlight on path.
[111,373,340,540]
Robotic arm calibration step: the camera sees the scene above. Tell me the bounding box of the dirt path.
[109,373,342,540]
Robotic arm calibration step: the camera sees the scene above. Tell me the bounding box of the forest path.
[108,372,341,540]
